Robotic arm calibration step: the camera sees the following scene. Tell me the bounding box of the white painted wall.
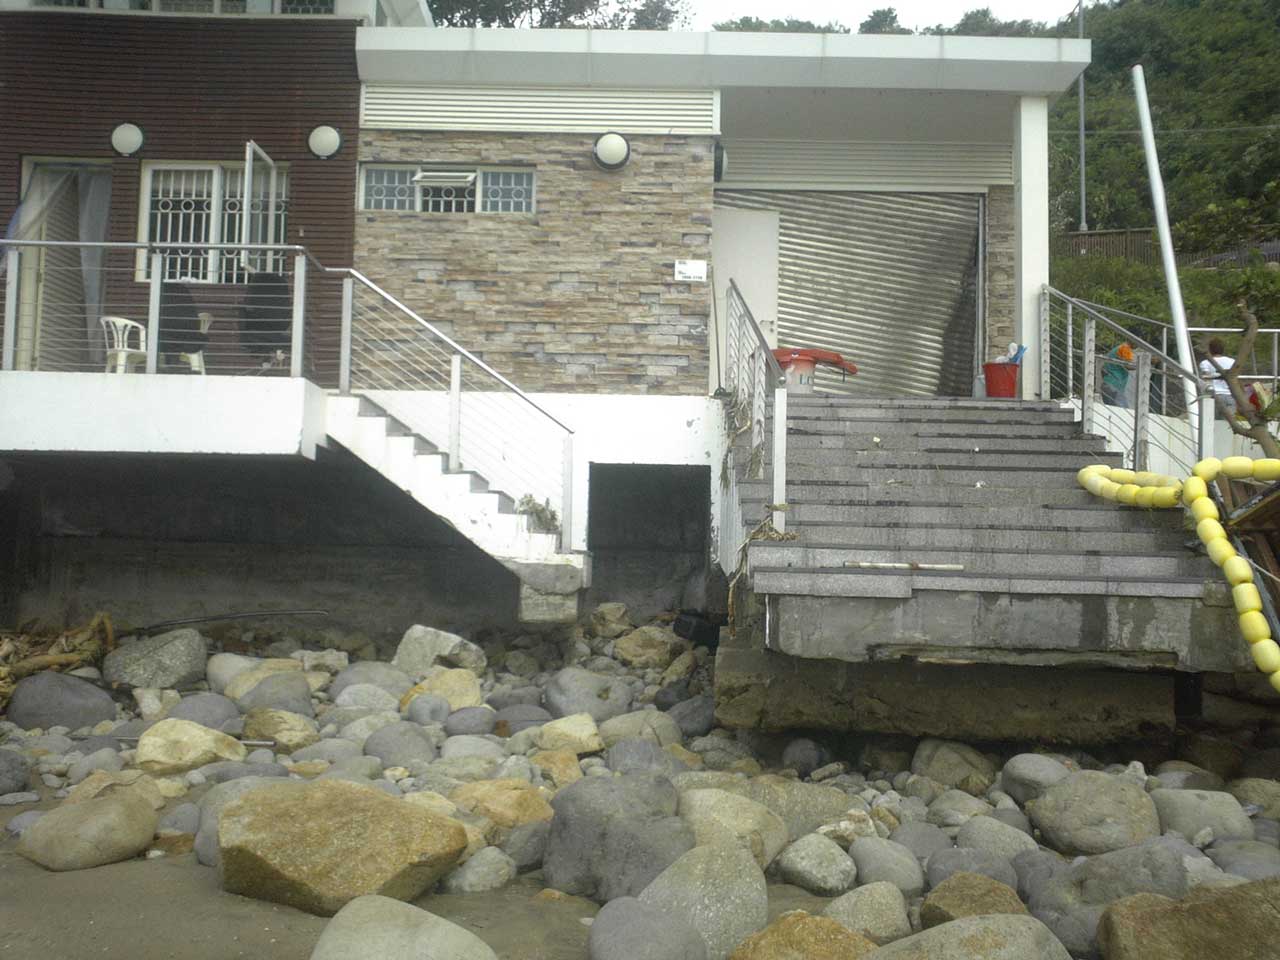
[0,372,326,457]
[1014,96,1050,401]
[711,206,779,393]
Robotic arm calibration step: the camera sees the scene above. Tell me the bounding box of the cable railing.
[338,271,574,548]
[720,279,787,570]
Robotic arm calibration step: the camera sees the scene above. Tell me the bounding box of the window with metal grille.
[360,166,535,215]
[140,163,289,283]
[280,0,334,12]
[34,0,335,10]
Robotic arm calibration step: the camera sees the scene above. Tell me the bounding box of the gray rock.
[325,756,385,780]
[781,738,826,778]
[638,843,767,960]
[159,802,201,835]
[4,810,44,837]
[194,776,276,867]
[911,738,997,791]
[363,722,439,768]
[205,654,260,696]
[19,733,73,755]
[486,686,543,711]
[927,789,994,827]
[440,735,506,762]
[310,895,498,960]
[334,683,401,712]
[1204,839,1280,880]
[493,703,550,734]
[102,628,206,689]
[0,791,40,806]
[501,820,550,873]
[445,707,497,737]
[774,832,857,895]
[1013,848,1069,903]
[667,695,715,739]
[167,693,241,731]
[1255,818,1280,847]
[926,847,1018,891]
[196,761,290,784]
[339,713,401,749]
[890,820,955,863]
[867,915,1071,960]
[292,739,362,764]
[1001,754,1071,806]
[607,738,686,777]
[406,694,453,726]
[544,773,696,903]
[393,625,487,677]
[67,747,124,785]
[16,794,158,871]
[543,667,633,723]
[1151,788,1254,842]
[75,734,123,755]
[440,846,517,893]
[328,662,414,701]
[654,680,691,712]
[6,673,116,731]
[990,808,1033,835]
[0,749,29,795]
[823,881,912,944]
[237,671,315,718]
[1027,771,1160,855]
[848,837,925,897]
[588,896,707,960]
[955,814,1039,863]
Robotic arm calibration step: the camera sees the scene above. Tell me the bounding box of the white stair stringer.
[325,396,586,622]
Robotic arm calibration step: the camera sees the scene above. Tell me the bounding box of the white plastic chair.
[177,311,215,375]
[99,316,147,374]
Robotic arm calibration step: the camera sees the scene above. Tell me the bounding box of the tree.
[430,0,686,28]
[712,16,849,33]
[928,7,1044,37]
[858,8,911,35]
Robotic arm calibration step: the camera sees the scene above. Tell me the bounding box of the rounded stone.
[6,673,116,731]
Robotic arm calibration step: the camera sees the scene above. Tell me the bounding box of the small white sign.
[675,259,708,282]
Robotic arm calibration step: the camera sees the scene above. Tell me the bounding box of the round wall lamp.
[592,132,631,171]
[110,123,145,158]
[307,125,342,160]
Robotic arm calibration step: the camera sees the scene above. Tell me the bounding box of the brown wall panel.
[0,12,360,384]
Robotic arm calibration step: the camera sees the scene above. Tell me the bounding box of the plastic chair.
[178,312,215,375]
[99,316,147,374]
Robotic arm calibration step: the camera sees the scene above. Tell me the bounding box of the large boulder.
[309,895,497,960]
[194,776,278,867]
[543,667,633,723]
[867,915,1071,960]
[591,602,633,639]
[102,628,206,689]
[1227,778,1280,819]
[638,843,768,960]
[1026,771,1160,855]
[848,837,925,898]
[218,779,467,915]
[823,882,912,945]
[449,779,554,829]
[544,774,696,903]
[1203,839,1280,880]
[392,625,487,677]
[921,872,1029,928]
[16,793,158,871]
[1001,754,1071,806]
[6,672,116,731]
[614,625,681,670]
[774,833,857,896]
[671,773,850,841]
[1149,789,1254,842]
[0,749,30,794]
[1097,878,1280,960]
[588,896,707,960]
[728,911,877,960]
[911,739,998,793]
[955,815,1039,863]
[136,718,247,774]
[678,789,788,869]
[926,848,1018,892]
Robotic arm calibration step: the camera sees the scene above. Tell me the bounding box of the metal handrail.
[729,278,785,386]
[0,239,308,253]
[1047,286,1201,384]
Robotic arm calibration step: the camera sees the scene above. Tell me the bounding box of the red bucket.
[983,362,1019,399]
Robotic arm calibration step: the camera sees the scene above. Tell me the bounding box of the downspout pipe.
[1132,64,1203,450]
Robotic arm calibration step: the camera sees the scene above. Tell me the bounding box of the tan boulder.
[449,778,554,829]
[218,779,467,916]
[537,713,604,755]
[223,658,303,701]
[679,788,788,869]
[399,668,482,711]
[242,708,320,754]
[64,769,165,811]
[590,602,632,639]
[403,791,458,818]
[599,709,684,748]
[662,650,697,685]
[614,625,681,669]
[1098,879,1280,959]
[531,749,583,789]
[920,872,1028,929]
[17,793,159,872]
[136,718,247,774]
[1227,778,1280,819]
[729,911,877,960]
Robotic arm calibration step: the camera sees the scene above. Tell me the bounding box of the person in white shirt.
[1199,337,1236,415]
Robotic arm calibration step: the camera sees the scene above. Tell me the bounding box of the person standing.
[1199,337,1237,416]
[1101,342,1135,408]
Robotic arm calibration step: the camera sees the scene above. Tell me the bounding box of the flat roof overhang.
[357,28,1089,95]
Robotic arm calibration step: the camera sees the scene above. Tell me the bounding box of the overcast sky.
[689,0,1082,31]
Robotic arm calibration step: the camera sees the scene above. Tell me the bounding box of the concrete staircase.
[325,395,586,622]
[728,395,1242,672]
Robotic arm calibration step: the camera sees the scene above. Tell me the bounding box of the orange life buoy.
[772,347,859,377]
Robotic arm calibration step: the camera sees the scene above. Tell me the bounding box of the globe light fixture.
[110,123,145,157]
[307,125,342,160]
[592,132,630,171]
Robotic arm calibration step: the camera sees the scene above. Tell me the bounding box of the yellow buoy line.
[1077,457,1280,695]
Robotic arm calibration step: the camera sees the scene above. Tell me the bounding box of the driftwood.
[1201,301,1280,458]
[0,612,116,711]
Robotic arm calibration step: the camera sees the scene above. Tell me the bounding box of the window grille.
[149,167,217,282]
[360,166,534,215]
[158,0,214,10]
[363,167,416,211]
[421,183,476,214]
[480,171,534,214]
[221,168,290,282]
[280,0,334,11]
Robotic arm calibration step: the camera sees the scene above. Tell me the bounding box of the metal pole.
[1134,352,1151,471]
[1078,0,1088,231]
[448,353,462,472]
[146,253,162,374]
[1039,286,1051,399]
[1082,315,1096,435]
[289,253,306,378]
[339,275,353,394]
[2,249,18,370]
[560,432,574,550]
[1065,301,1075,398]
[772,385,787,533]
[1132,65,1200,441]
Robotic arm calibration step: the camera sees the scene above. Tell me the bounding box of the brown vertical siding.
[0,12,360,385]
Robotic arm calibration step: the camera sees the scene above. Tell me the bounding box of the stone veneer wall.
[355,132,714,395]
[985,185,1016,361]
